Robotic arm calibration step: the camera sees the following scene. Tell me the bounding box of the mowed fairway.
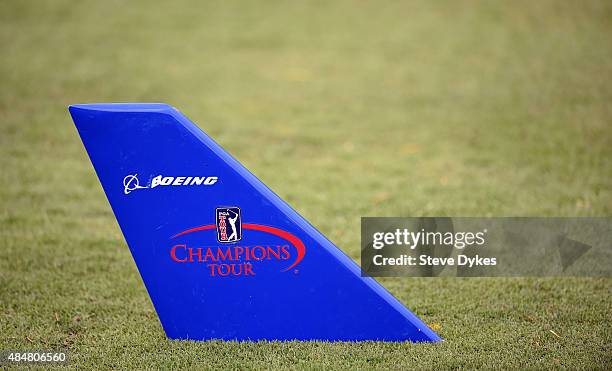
[1,0,611,369]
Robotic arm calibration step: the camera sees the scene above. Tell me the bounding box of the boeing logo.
[123,174,219,195]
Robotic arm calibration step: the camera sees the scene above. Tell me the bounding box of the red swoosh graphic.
[171,224,305,272]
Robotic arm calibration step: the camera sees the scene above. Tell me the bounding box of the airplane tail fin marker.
[69,103,441,342]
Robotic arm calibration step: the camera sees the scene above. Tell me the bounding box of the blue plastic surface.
[69,103,441,342]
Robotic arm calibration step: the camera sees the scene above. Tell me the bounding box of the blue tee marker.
[69,103,441,342]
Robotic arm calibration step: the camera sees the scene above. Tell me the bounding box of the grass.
[1,0,611,369]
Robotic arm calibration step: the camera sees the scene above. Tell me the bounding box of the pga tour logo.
[169,206,306,277]
[123,174,218,195]
[216,207,241,243]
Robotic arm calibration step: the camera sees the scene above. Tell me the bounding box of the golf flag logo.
[216,207,242,243]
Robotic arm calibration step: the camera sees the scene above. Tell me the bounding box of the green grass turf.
[1,0,611,369]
